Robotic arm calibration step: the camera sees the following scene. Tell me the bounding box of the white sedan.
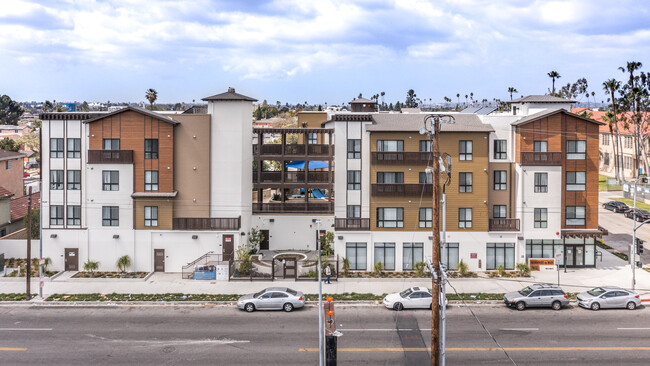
[383,287,435,311]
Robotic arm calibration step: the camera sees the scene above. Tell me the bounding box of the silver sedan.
[577,287,642,310]
[237,287,305,312]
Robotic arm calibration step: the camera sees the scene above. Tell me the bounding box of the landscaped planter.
[3,258,56,277]
[71,272,149,279]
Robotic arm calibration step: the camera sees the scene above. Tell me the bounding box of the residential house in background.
[0,150,26,197]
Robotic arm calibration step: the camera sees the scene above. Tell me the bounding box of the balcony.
[334,218,370,231]
[173,217,241,231]
[520,152,562,166]
[371,152,430,165]
[489,218,520,231]
[252,202,333,214]
[253,171,333,184]
[88,150,133,164]
[371,183,432,197]
[253,144,332,157]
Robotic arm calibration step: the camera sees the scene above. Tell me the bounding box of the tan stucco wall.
[134,198,174,230]
[488,162,515,218]
[0,157,24,197]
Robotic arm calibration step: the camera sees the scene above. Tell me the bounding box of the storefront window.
[486,243,515,270]
[444,243,459,271]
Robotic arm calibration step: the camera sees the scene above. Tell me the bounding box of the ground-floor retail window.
[346,242,367,271]
[403,242,424,270]
[374,242,395,270]
[444,243,459,271]
[525,238,596,267]
[486,243,515,270]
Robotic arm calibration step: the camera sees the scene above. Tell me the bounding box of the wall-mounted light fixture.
[312,219,317,223]
[192,235,198,239]
[337,236,343,240]
[240,232,246,236]
[113,234,119,239]
[269,218,275,223]
[50,234,57,238]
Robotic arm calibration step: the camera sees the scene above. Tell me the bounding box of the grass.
[614,197,650,212]
[596,240,629,261]
[0,293,36,301]
[599,175,622,191]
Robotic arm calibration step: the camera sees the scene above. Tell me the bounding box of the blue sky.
[1,0,649,105]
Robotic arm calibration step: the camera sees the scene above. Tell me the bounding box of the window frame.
[144,170,159,191]
[374,242,395,271]
[102,206,119,227]
[67,205,81,226]
[459,172,472,193]
[103,138,120,150]
[50,205,64,225]
[377,207,404,228]
[377,172,404,184]
[419,140,432,152]
[419,207,432,228]
[493,139,507,159]
[67,170,81,190]
[102,171,119,191]
[459,140,473,161]
[376,140,404,152]
[533,141,548,152]
[67,138,81,158]
[566,171,586,191]
[347,170,361,190]
[566,206,586,225]
[307,133,318,145]
[144,139,159,159]
[345,242,367,270]
[50,138,64,158]
[494,170,507,190]
[493,205,506,219]
[534,173,548,193]
[534,208,548,228]
[419,171,433,184]
[144,206,158,227]
[50,170,64,190]
[347,139,361,159]
[566,140,586,160]
[458,208,472,228]
[347,205,361,218]
[486,243,515,270]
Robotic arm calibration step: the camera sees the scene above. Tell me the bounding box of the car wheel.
[245,303,255,312]
[591,302,600,311]
[627,302,637,310]
[394,302,404,311]
[283,303,294,312]
[516,301,526,311]
[551,301,562,310]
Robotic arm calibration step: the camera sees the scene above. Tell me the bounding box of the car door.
[527,290,543,307]
[406,292,421,308]
[257,292,274,309]
[271,292,289,309]
[420,291,432,309]
[412,292,429,308]
[612,291,629,308]
[600,292,615,308]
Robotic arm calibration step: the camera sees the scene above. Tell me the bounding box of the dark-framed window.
[377,207,404,228]
[144,139,159,159]
[534,208,547,228]
[50,205,64,225]
[67,205,81,226]
[145,206,158,227]
[5,160,10,170]
[459,172,472,192]
[419,172,432,184]
[50,170,64,190]
[459,208,472,228]
[346,242,367,270]
[307,133,318,145]
[444,243,460,270]
[347,205,361,218]
[102,171,119,191]
[494,140,507,159]
[567,140,586,160]
[50,138,64,158]
[486,243,515,270]
[374,242,395,271]
[534,173,548,193]
[67,138,81,158]
[566,171,586,191]
[67,170,81,190]
[533,141,548,152]
[103,138,120,150]
[377,172,403,184]
[377,140,404,152]
[419,207,432,228]
[347,139,361,159]
[566,206,586,225]
[493,205,506,218]
[604,152,610,166]
[145,170,159,191]
[102,206,119,226]
[347,170,360,190]
[419,140,432,152]
[403,242,424,270]
[494,171,507,190]
[459,140,473,161]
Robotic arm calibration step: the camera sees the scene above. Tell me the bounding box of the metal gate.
[273,258,296,279]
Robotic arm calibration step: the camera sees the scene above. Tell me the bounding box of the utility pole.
[317,220,324,366]
[39,126,43,299]
[26,187,32,300]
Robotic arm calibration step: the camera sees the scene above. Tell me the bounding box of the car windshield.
[400,288,414,298]
[254,290,266,298]
[518,287,533,296]
[286,288,297,296]
[587,287,606,296]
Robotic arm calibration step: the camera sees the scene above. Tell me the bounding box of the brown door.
[154,249,165,272]
[260,230,270,250]
[64,248,78,271]
[222,235,234,261]
[284,259,296,279]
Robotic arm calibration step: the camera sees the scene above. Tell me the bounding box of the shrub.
[516,263,531,277]
[116,255,131,273]
[83,260,99,274]
[248,227,265,253]
[414,261,427,277]
[373,261,384,275]
[456,259,469,275]
[319,231,335,256]
[235,245,252,274]
[342,257,350,276]
[496,264,506,277]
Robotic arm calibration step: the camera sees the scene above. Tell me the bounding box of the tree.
[116,255,131,273]
[0,137,19,152]
[456,93,460,104]
[404,89,417,108]
[17,119,41,160]
[145,88,158,110]
[23,209,39,239]
[507,87,518,101]
[0,95,24,125]
[548,71,561,94]
[42,101,53,112]
[248,227,265,253]
[319,231,334,256]
[603,79,623,182]
[83,260,99,274]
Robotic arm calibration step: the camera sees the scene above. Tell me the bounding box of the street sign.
[39,258,45,265]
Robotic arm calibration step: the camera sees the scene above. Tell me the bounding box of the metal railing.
[334,218,370,231]
[489,218,520,231]
[371,183,432,196]
[371,152,430,165]
[253,171,333,183]
[173,217,241,231]
[520,152,562,166]
[252,202,334,213]
[87,150,133,164]
[181,252,225,279]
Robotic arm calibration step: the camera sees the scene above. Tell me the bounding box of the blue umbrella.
[285,160,330,170]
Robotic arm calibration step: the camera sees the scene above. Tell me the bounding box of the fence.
[228,256,339,281]
[181,252,224,279]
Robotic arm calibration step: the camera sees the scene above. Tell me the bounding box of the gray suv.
[504,284,569,311]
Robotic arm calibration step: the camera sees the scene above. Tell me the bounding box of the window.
[419,172,432,184]
[624,136,633,149]
[419,207,432,228]
[67,205,81,225]
[103,138,120,150]
[307,133,318,145]
[526,239,565,265]
[102,171,119,191]
[624,156,634,170]
[494,171,507,190]
[347,139,361,159]
[459,208,472,228]
[144,206,158,227]
[493,205,506,218]
[419,140,432,152]
[145,171,159,191]
[346,242,367,270]
[377,172,403,184]
[459,140,472,161]
[533,173,548,193]
[377,140,403,152]
[347,170,360,190]
[67,170,81,190]
[604,152,610,166]
[533,141,548,152]
[50,205,64,225]
[601,134,609,146]
[534,208,548,228]
[566,206,586,225]
[102,206,119,226]
[459,172,472,192]
[374,243,395,270]
[566,171,586,191]
[50,170,64,190]
[144,139,159,159]
[486,243,515,270]
[494,140,507,159]
[50,138,64,158]
[567,140,586,160]
[377,207,404,228]
[347,205,360,218]
[67,138,81,158]
[444,243,460,270]
[5,160,10,169]
[403,242,424,270]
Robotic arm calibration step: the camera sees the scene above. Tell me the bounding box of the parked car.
[577,287,641,310]
[383,287,446,310]
[602,201,629,213]
[624,208,650,221]
[503,284,569,311]
[237,287,304,312]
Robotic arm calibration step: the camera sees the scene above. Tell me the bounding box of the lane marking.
[500,328,538,331]
[300,346,650,352]
[0,328,52,331]
[0,348,27,351]
[342,329,432,332]
[300,348,429,352]
[617,328,650,330]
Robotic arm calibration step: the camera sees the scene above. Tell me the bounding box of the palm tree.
[548,71,561,93]
[507,87,518,100]
[619,61,643,84]
[591,91,596,106]
[456,93,460,104]
[145,89,158,110]
[603,79,622,182]
[470,92,474,101]
[464,94,468,105]
[380,91,385,106]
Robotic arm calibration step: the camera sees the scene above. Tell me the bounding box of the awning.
[286,160,330,169]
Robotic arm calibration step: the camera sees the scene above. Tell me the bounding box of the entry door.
[64,248,78,271]
[260,230,270,250]
[574,247,584,266]
[154,249,165,272]
[222,235,234,261]
[565,247,575,266]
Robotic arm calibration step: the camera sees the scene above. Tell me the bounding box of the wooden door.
[222,235,234,261]
[154,249,165,272]
[260,230,270,250]
[64,248,78,271]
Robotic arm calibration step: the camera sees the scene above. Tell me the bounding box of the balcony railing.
[253,171,333,184]
[371,183,432,196]
[252,202,333,213]
[173,217,241,231]
[334,218,370,231]
[520,152,562,166]
[489,218,520,231]
[372,152,430,165]
[253,144,332,156]
[88,150,133,164]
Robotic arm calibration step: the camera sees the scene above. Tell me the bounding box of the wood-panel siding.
[134,198,174,230]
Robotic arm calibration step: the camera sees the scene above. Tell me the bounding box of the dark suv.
[504,284,569,311]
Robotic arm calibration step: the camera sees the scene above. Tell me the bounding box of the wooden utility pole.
[26,187,32,300]
[431,116,441,366]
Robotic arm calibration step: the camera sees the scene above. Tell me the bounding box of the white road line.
[341,329,432,332]
[617,327,650,330]
[0,328,52,331]
[500,328,538,331]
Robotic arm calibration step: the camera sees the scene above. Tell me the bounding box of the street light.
[316,219,324,366]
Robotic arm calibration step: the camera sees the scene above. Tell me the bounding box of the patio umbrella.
[285,160,330,169]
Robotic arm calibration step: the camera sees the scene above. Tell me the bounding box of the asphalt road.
[599,193,650,264]
[2,303,650,365]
